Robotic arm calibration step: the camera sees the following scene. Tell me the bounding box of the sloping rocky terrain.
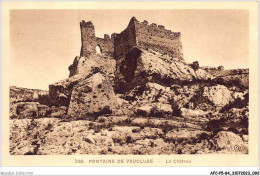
[9,53,249,155]
[9,17,249,155]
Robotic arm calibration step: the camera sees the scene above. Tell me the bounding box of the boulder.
[189,85,234,111]
[49,53,116,106]
[10,102,67,119]
[67,73,117,118]
[211,131,247,153]
[49,74,83,106]
[125,82,174,105]
[242,135,249,142]
[50,106,67,118]
[115,96,129,107]
[153,103,173,115]
[202,85,233,107]
[144,82,174,103]
[10,102,39,119]
[136,105,153,116]
[37,104,52,117]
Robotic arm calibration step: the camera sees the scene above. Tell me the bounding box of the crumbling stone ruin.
[10,17,249,155]
[113,17,183,61]
[79,17,183,60]
[80,20,114,58]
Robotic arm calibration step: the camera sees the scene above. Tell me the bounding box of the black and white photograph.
[8,9,250,155]
[1,2,259,173]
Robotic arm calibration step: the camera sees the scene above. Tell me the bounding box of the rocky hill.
[10,17,249,155]
[10,86,48,104]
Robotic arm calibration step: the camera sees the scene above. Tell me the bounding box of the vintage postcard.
[1,1,258,167]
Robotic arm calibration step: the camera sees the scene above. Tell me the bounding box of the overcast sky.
[10,10,248,90]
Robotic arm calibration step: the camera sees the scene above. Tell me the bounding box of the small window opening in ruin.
[96,45,102,54]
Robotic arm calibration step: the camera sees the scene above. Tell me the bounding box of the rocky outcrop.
[208,68,249,91]
[68,54,116,81]
[187,85,234,111]
[49,74,83,106]
[10,114,248,155]
[10,102,39,119]
[68,73,117,118]
[10,102,66,119]
[10,86,48,105]
[202,85,233,107]
[49,53,116,107]
[37,104,52,117]
[50,106,67,118]
[136,105,153,116]
[115,47,212,93]
[211,131,247,153]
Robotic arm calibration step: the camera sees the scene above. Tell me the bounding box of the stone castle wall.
[80,20,114,57]
[135,20,183,60]
[96,37,114,56]
[75,17,184,80]
[113,19,137,60]
[114,17,183,60]
[80,18,183,60]
[68,56,80,77]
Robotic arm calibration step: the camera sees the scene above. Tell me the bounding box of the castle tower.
[80,20,96,57]
[114,17,184,61]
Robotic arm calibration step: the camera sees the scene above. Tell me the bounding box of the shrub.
[171,101,182,117]
[150,106,161,117]
[191,61,199,71]
[218,66,224,71]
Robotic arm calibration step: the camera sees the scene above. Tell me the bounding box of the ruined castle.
[51,16,213,106]
[79,20,114,57]
[78,16,183,61]
[10,16,249,156]
[66,17,188,93]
